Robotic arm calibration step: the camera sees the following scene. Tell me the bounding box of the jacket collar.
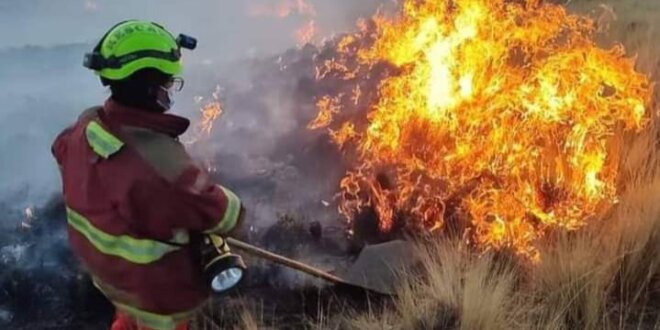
[102,99,190,138]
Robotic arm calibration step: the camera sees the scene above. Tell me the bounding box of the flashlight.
[177,34,197,50]
[202,235,246,294]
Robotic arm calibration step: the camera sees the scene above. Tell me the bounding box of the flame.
[183,87,225,173]
[185,86,224,145]
[308,95,341,130]
[197,101,223,137]
[311,0,652,260]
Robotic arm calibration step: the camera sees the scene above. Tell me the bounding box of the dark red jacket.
[52,100,242,329]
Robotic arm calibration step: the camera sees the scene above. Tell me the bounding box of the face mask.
[155,85,175,111]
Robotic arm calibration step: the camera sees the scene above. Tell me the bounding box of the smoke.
[185,50,340,228]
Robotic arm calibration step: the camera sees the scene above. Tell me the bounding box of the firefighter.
[52,20,244,330]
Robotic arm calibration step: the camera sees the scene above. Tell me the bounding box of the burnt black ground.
[0,197,114,330]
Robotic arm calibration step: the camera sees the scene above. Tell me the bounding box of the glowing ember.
[311,0,652,260]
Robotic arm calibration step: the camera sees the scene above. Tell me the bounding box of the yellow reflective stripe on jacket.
[86,121,124,158]
[66,207,187,264]
[204,186,241,235]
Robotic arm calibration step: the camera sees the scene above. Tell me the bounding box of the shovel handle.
[226,237,347,285]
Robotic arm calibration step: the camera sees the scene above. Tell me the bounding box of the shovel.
[226,238,418,296]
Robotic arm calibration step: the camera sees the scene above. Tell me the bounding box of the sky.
[0,0,383,58]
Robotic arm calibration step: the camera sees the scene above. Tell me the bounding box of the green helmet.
[84,20,197,82]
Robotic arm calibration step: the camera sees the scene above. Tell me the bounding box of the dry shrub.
[343,239,526,330]
[237,308,261,330]
[342,308,396,330]
[531,231,612,330]
[608,172,660,325]
[192,298,268,330]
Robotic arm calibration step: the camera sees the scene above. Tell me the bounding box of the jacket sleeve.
[172,165,244,235]
[52,108,98,167]
[122,162,244,239]
[51,126,74,169]
[118,129,244,239]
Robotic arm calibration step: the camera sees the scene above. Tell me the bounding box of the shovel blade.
[340,240,419,296]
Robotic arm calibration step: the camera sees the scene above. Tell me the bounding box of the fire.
[184,86,224,145]
[197,101,223,137]
[311,0,652,260]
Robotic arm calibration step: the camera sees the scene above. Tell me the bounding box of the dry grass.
[237,309,261,330]
[192,299,267,330]
[343,239,524,330]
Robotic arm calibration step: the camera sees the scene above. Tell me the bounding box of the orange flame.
[311,0,652,260]
[186,86,224,145]
[197,102,223,137]
[308,95,341,130]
